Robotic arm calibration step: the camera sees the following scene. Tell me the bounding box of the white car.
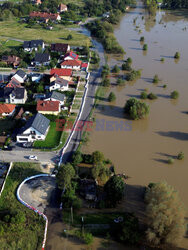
[29,155,38,160]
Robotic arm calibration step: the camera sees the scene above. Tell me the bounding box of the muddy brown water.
[83,4,188,249]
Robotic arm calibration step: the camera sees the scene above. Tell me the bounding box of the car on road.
[29,155,38,160]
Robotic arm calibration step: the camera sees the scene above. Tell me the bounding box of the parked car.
[23,142,33,148]
[29,155,38,160]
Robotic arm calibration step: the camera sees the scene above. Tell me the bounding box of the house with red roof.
[0,103,16,117]
[63,51,79,61]
[61,59,82,70]
[37,100,60,115]
[50,68,72,81]
[29,11,61,23]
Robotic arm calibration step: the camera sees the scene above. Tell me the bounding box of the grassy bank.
[0,162,44,250]
[0,18,91,46]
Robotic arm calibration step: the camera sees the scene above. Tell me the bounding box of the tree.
[177,151,184,160]
[108,92,116,102]
[56,163,75,190]
[140,36,145,42]
[143,44,148,51]
[122,62,132,71]
[124,98,149,120]
[147,92,158,100]
[152,74,159,83]
[126,70,141,81]
[140,91,147,99]
[145,182,185,246]
[67,34,73,40]
[92,151,104,164]
[36,84,44,93]
[104,175,125,207]
[71,151,83,166]
[174,52,180,59]
[171,90,179,99]
[102,77,110,87]
[112,65,120,73]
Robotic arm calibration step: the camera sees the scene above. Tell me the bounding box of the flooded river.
[83,4,188,247]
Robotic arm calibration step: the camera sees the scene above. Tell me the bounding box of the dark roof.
[14,69,27,79]
[52,76,69,86]
[51,43,69,53]
[34,53,50,63]
[19,113,50,135]
[23,40,44,49]
[49,91,65,102]
[4,87,25,99]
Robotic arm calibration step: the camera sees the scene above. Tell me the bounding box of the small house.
[23,40,45,52]
[37,100,60,115]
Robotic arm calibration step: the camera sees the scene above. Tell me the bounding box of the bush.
[167,158,174,164]
[152,74,159,84]
[174,52,180,59]
[108,92,116,102]
[143,44,148,51]
[102,77,110,87]
[126,70,141,81]
[67,34,73,40]
[177,151,184,160]
[171,90,179,99]
[83,232,93,245]
[117,78,125,86]
[160,57,165,62]
[163,84,167,88]
[112,65,120,73]
[147,92,158,100]
[122,62,132,71]
[140,91,147,99]
[124,98,149,120]
[140,36,145,42]
[127,57,132,65]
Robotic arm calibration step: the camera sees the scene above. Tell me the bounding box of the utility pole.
[71,206,73,224]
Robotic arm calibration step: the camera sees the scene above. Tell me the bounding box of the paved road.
[61,37,106,163]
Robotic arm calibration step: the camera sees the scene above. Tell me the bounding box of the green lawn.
[0,18,91,46]
[0,162,44,250]
[34,121,62,149]
[0,39,22,53]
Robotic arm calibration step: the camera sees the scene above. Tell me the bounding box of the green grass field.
[0,39,22,52]
[0,162,44,249]
[34,121,61,149]
[0,18,91,46]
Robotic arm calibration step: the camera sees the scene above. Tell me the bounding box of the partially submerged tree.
[108,92,116,102]
[145,182,185,247]
[124,98,149,120]
[56,163,75,190]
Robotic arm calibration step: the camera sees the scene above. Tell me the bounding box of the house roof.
[23,40,44,49]
[30,11,60,20]
[19,113,50,135]
[81,63,88,68]
[34,53,50,63]
[37,100,60,112]
[0,104,16,114]
[14,69,27,79]
[59,3,67,11]
[6,78,21,88]
[51,43,69,53]
[1,55,21,64]
[4,87,25,100]
[64,51,79,60]
[48,91,65,102]
[50,68,72,77]
[61,59,82,67]
[51,76,69,86]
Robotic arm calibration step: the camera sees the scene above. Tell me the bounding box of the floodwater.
[83,3,188,248]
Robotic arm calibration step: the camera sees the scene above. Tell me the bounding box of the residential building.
[1,55,21,67]
[61,59,82,70]
[4,87,27,104]
[50,68,72,81]
[23,40,45,52]
[37,100,60,115]
[17,113,50,143]
[0,103,16,117]
[58,3,68,13]
[12,69,27,84]
[51,43,70,54]
[31,53,51,66]
[49,76,69,92]
[29,11,61,23]
[31,74,42,83]
[63,51,79,61]
[45,91,65,105]
[34,0,41,5]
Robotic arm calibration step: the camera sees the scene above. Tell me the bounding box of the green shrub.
[122,62,132,71]
[147,92,158,100]
[83,232,93,245]
[140,36,145,42]
[126,70,141,81]
[117,78,126,86]
[174,52,180,59]
[160,58,165,62]
[153,74,159,84]
[170,90,179,99]
[143,44,148,51]
[177,152,184,160]
[112,65,120,73]
[108,92,116,102]
[102,77,110,87]
[167,158,174,164]
[163,84,167,88]
[140,91,147,99]
[127,57,132,65]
